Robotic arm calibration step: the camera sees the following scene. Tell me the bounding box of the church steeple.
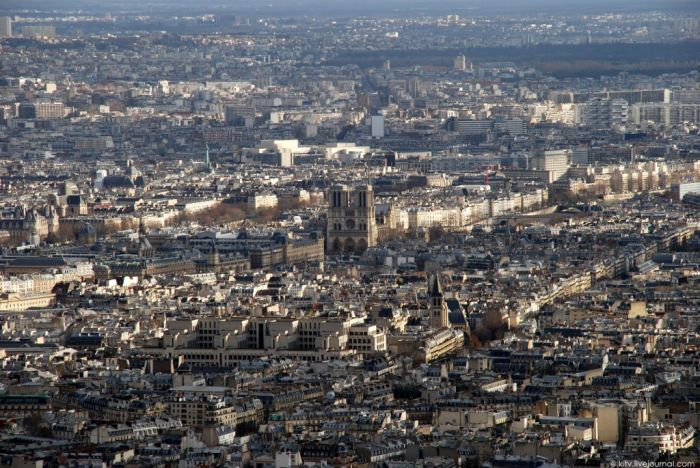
[137,217,153,257]
[428,273,449,329]
[207,241,220,273]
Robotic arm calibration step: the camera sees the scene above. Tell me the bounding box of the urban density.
[0,0,699,466]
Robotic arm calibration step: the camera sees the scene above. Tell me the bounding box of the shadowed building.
[0,207,49,241]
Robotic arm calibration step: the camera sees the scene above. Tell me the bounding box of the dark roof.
[445,298,462,312]
[66,335,103,346]
[102,175,135,188]
[0,394,50,405]
[448,310,467,325]
[0,256,67,267]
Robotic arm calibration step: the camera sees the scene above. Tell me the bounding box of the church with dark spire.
[137,217,153,257]
[428,273,449,329]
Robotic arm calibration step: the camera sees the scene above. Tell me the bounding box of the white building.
[247,193,278,211]
[532,149,571,182]
[626,423,695,454]
[584,98,628,130]
[371,115,385,138]
[0,17,12,37]
[245,139,312,167]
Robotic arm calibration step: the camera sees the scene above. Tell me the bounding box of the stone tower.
[44,204,59,235]
[27,222,40,247]
[327,184,377,255]
[137,217,153,257]
[428,273,449,329]
[207,242,221,273]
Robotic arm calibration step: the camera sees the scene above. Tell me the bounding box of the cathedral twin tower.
[327,184,378,255]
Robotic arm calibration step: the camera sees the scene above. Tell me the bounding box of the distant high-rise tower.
[454,55,467,71]
[327,184,377,255]
[408,77,421,98]
[532,149,572,183]
[20,25,55,38]
[0,17,12,38]
[428,274,449,329]
[371,115,385,138]
[225,104,256,127]
[584,98,628,130]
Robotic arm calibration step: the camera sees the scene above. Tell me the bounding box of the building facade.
[327,184,377,255]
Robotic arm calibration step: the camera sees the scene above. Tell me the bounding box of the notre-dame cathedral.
[326,184,378,255]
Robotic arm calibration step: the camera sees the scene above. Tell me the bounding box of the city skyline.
[2,0,700,16]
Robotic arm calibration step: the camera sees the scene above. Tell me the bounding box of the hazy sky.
[2,0,700,16]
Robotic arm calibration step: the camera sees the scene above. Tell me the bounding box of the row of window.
[180,352,350,363]
[351,345,374,352]
[330,222,368,231]
[348,338,371,344]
